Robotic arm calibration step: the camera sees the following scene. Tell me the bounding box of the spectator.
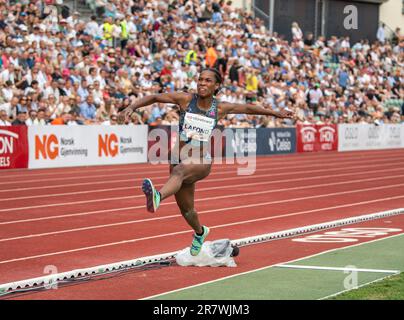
[291,22,303,45]
[0,110,11,126]
[51,112,74,125]
[12,111,27,126]
[377,23,385,44]
[307,84,324,115]
[17,96,29,114]
[36,108,48,125]
[0,96,19,119]
[25,109,40,126]
[205,42,218,69]
[129,112,143,125]
[80,95,97,122]
[102,114,118,125]
[0,0,401,127]
[338,66,349,91]
[304,33,315,47]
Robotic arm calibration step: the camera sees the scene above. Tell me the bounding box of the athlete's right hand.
[118,106,133,124]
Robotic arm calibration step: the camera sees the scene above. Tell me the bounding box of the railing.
[251,0,274,33]
[379,21,397,42]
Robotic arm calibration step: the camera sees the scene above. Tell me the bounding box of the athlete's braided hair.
[201,68,223,95]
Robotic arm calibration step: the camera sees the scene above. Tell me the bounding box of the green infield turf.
[148,234,404,300]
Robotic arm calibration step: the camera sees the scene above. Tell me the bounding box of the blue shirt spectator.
[80,96,97,120]
[212,12,223,23]
[77,83,89,102]
[338,69,349,88]
[151,105,166,122]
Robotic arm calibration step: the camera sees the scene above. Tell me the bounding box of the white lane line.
[0,168,403,225]
[0,175,404,230]
[274,264,400,273]
[1,149,401,180]
[1,154,403,194]
[0,163,166,179]
[1,160,403,212]
[1,153,403,187]
[140,233,404,300]
[1,210,402,294]
[1,157,404,200]
[1,195,404,264]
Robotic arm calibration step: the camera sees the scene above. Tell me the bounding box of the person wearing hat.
[66,11,81,28]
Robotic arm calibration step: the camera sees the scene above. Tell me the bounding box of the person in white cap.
[66,11,81,28]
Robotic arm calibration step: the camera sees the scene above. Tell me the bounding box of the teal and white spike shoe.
[190,226,210,256]
[142,178,161,213]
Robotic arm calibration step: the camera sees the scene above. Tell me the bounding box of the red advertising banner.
[296,124,338,153]
[0,126,29,169]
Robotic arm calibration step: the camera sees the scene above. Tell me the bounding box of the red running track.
[0,149,404,297]
[9,214,404,300]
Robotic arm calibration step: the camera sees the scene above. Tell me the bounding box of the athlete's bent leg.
[142,163,211,214]
[159,163,211,201]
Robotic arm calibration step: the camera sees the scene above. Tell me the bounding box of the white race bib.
[182,112,215,142]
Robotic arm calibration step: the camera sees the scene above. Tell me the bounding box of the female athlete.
[119,68,295,256]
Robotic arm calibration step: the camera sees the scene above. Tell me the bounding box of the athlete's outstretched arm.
[118,92,190,123]
[218,102,295,119]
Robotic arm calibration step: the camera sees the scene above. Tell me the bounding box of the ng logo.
[35,134,59,160]
[99,134,118,157]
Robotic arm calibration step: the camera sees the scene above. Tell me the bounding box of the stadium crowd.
[0,0,403,128]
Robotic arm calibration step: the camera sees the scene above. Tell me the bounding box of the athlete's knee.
[171,164,186,179]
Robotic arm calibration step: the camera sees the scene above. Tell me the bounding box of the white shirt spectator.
[0,102,14,118]
[173,68,187,88]
[44,86,60,101]
[85,21,101,38]
[92,89,103,105]
[66,15,80,29]
[86,75,98,86]
[377,25,385,43]
[26,70,47,90]
[27,33,42,45]
[341,39,350,49]
[0,69,15,83]
[359,73,371,85]
[9,56,20,68]
[1,87,14,102]
[0,119,11,126]
[308,88,323,104]
[26,118,47,126]
[292,26,303,41]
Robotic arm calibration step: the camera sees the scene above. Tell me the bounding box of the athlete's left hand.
[275,109,295,119]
